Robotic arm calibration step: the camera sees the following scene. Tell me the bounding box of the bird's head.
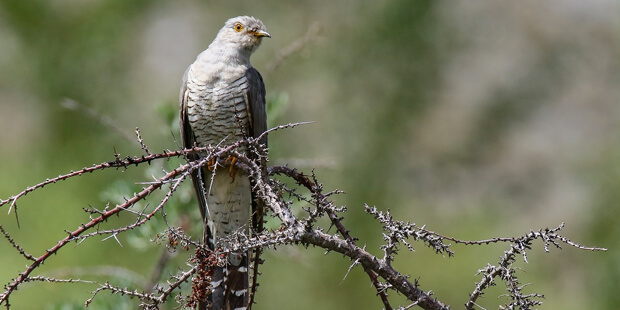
[215,16,270,54]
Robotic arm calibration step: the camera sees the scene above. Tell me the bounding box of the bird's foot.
[225,156,238,182]
[207,157,217,171]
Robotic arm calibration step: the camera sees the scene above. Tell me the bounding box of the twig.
[136,127,152,155]
[0,225,35,261]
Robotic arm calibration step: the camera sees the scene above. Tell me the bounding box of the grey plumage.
[180,16,269,310]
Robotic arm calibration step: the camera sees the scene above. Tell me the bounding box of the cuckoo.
[179,16,269,310]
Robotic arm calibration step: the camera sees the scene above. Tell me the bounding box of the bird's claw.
[207,157,217,171]
[225,156,238,182]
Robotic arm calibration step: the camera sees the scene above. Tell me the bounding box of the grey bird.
[180,16,269,310]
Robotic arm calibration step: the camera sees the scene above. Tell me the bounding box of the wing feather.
[245,67,267,146]
[180,67,210,227]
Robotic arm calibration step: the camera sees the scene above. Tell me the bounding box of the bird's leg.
[225,156,238,182]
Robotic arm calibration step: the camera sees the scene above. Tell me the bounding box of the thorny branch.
[269,166,395,310]
[0,155,201,308]
[0,131,607,310]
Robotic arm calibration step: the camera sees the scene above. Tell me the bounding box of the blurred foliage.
[0,0,617,309]
[587,147,620,308]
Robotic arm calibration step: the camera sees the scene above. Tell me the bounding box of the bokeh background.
[0,1,618,309]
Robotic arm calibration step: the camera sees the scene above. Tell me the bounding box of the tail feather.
[212,253,249,310]
[196,168,251,310]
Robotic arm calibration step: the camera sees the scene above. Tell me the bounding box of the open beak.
[253,30,271,38]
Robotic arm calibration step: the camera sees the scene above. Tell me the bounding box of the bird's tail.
[211,251,249,310]
[196,169,251,310]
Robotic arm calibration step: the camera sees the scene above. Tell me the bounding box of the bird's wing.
[243,67,268,308]
[179,67,193,151]
[180,67,210,224]
[244,66,268,229]
[245,67,268,146]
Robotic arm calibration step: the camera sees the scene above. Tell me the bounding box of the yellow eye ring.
[234,23,243,32]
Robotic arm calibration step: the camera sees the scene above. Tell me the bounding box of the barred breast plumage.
[185,69,251,150]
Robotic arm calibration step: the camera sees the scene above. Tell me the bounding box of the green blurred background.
[0,1,618,309]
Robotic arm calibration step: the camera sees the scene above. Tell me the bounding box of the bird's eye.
[234,23,244,32]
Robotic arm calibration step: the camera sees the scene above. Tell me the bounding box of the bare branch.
[135,127,152,155]
[0,225,35,261]
[0,134,607,310]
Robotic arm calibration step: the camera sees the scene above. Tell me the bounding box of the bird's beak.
[253,30,271,38]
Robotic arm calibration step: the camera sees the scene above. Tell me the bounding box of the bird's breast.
[185,65,251,148]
